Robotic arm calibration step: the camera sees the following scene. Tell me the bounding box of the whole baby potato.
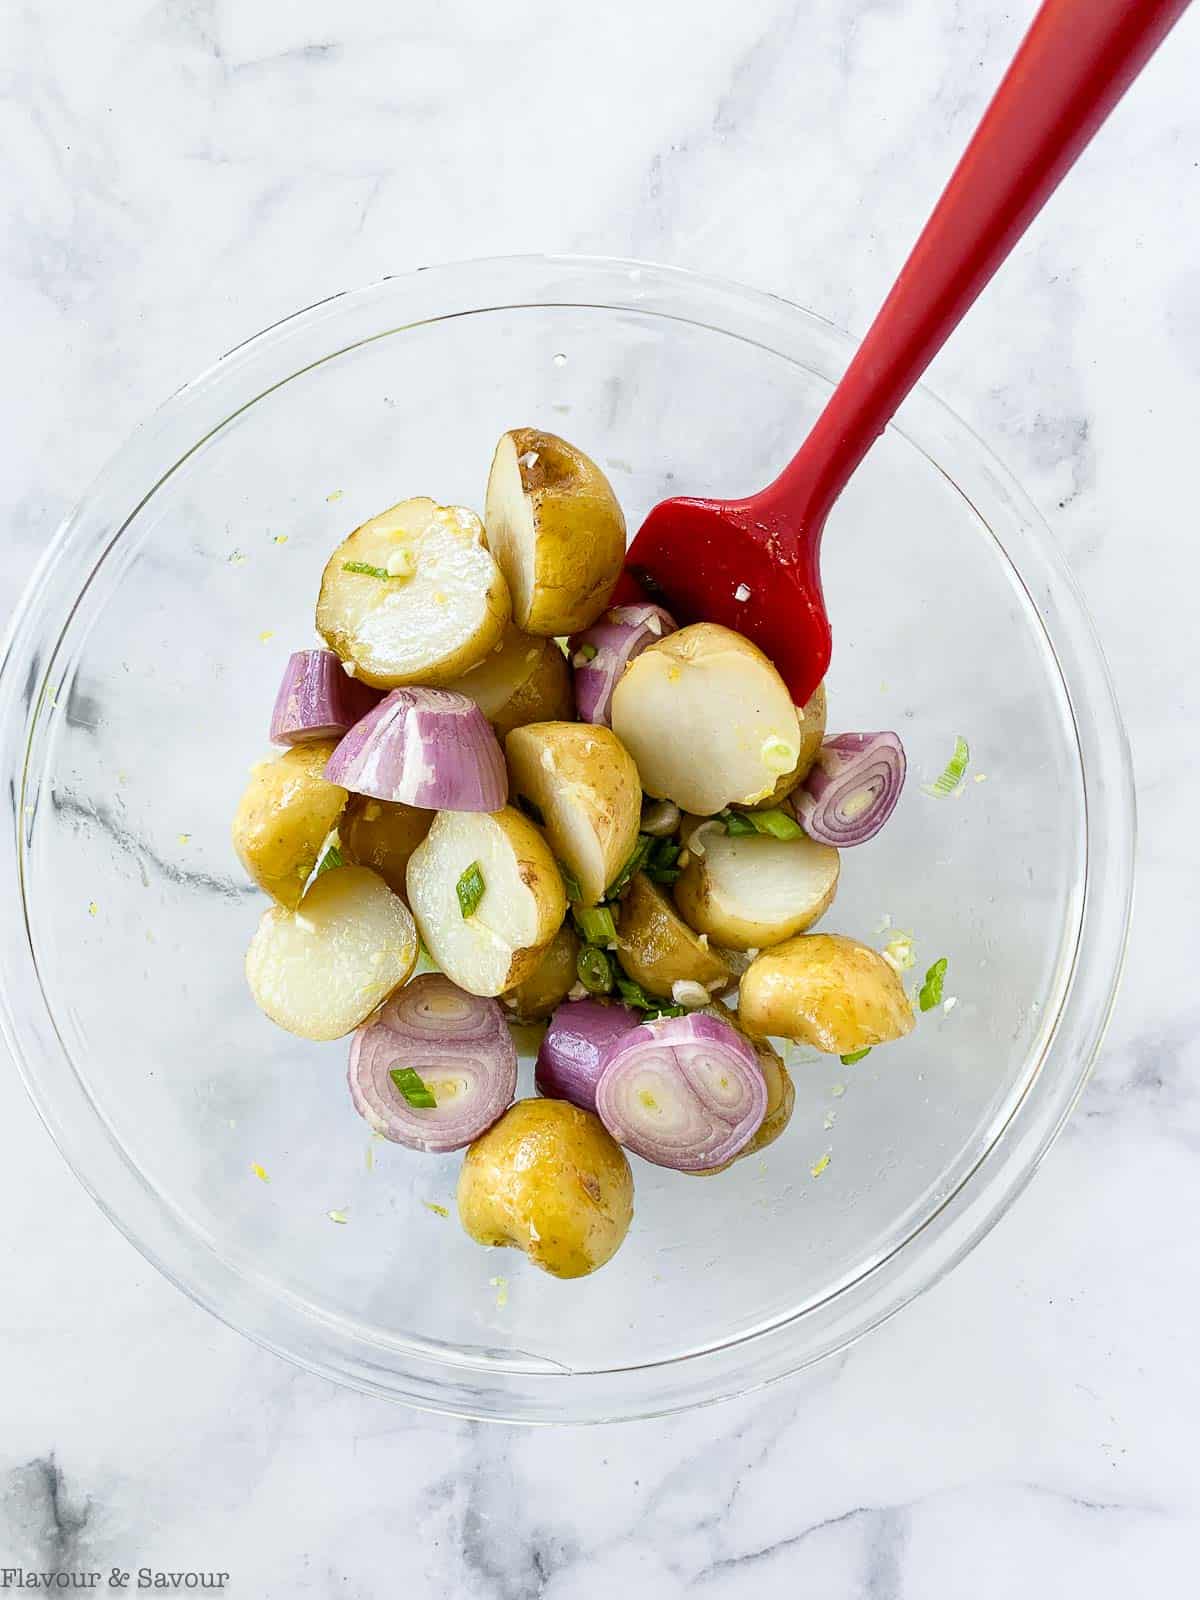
[739,933,915,1054]
[232,740,347,908]
[457,1098,634,1279]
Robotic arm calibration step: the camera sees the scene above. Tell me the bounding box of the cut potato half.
[615,872,732,1000]
[738,933,915,1052]
[505,721,641,906]
[610,623,804,815]
[406,807,566,996]
[232,740,347,909]
[446,625,573,738]
[316,497,509,688]
[674,828,839,951]
[740,682,827,811]
[245,865,418,1040]
[484,429,626,636]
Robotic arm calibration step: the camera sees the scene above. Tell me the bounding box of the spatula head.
[618,495,831,706]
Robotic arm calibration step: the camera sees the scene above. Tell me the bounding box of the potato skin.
[232,741,347,908]
[505,721,641,906]
[492,807,569,988]
[615,873,732,1000]
[739,933,915,1053]
[502,923,581,1022]
[486,429,626,636]
[340,795,431,897]
[457,1098,634,1278]
[740,682,827,811]
[448,627,573,740]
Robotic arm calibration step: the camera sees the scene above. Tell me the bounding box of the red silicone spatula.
[620,0,1191,705]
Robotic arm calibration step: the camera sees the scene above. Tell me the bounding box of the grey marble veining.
[3,0,1199,1593]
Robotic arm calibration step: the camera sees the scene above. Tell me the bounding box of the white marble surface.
[2,0,1198,1592]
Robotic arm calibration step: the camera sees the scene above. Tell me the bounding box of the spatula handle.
[765,0,1191,528]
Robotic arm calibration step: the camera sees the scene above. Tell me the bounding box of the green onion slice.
[606,834,654,898]
[840,1047,872,1065]
[390,1067,437,1108]
[923,736,970,797]
[557,859,583,902]
[718,809,758,837]
[314,842,344,876]
[342,561,393,580]
[576,945,615,995]
[456,861,485,919]
[574,905,617,945]
[919,957,948,1012]
[747,808,804,840]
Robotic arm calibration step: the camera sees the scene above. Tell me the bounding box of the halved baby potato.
[610,623,804,815]
[504,721,641,907]
[406,806,566,996]
[738,933,915,1053]
[484,428,626,636]
[615,872,732,1001]
[739,682,827,811]
[232,740,348,909]
[501,923,582,1022]
[316,497,509,688]
[245,865,418,1040]
[445,625,573,739]
[673,827,840,951]
[340,795,432,897]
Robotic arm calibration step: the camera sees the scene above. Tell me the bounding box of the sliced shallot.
[792,732,906,846]
[269,649,382,744]
[347,973,517,1152]
[570,604,677,727]
[325,687,507,811]
[535,998,640,1113]
[595,1011,767,1172]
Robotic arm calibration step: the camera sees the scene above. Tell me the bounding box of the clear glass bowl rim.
[0,254,1135,1423]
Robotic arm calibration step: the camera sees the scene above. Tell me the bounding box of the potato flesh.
[741,682,827,810]
[244,865,417,1040]
[485,429,626,636]
[738,933,915,1052]
[340,796,431,897]
[446,626,572,738]
[406,808,565,996]
[505,721,641,906]
[673,830,840,950]
[610,624,804,815]
[457,1098,634,1278]
[232,741,347,909]
[615,872,732,1000]
[316,498,509,688]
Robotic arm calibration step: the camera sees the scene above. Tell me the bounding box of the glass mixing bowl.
[0,256,1134,1422]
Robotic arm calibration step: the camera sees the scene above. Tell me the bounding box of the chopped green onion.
[516,793,545,826]
[390,1067,437,1108]
[718,809,757,837]
[578,642,598,662]
[577,945,615,995]
[923,736,970,797]
[644,836,682,884]
[574,905,617,945]
[840,1047,872,1065]
[314,842,344,876]
[606,834,654,898]
[919,957,948,1012]
[456,861,485,919]
[557,859,583,902]
[747,808,804,841]
[616,976,654,1009]
[645,1003,687,1019]
[342,560,393,580]
[644,867,682,885]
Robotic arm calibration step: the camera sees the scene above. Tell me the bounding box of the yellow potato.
[739,933,915,1053]
[501,924,582,1022]
[484,428,626,635]
[457,1098,634,1278]
[740,682,827,810]
[406,806,566,996]
[691,1003,795,1174]
[340,795,431,897]
[245,865,418,1040]
[505,721,641,907]
[673,827,839,951]
[232,741,347,909]
[445,625,573,739]
[615,872,732,1001]
[316,497,509,688]
[610,623,804,814]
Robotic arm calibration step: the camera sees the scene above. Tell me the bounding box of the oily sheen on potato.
[232,740,348,909]
[406,807,566,996]
[738,933,915,1052]
[245,865,418,1040]
[316,497,509,688]
[445,625,573,739]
